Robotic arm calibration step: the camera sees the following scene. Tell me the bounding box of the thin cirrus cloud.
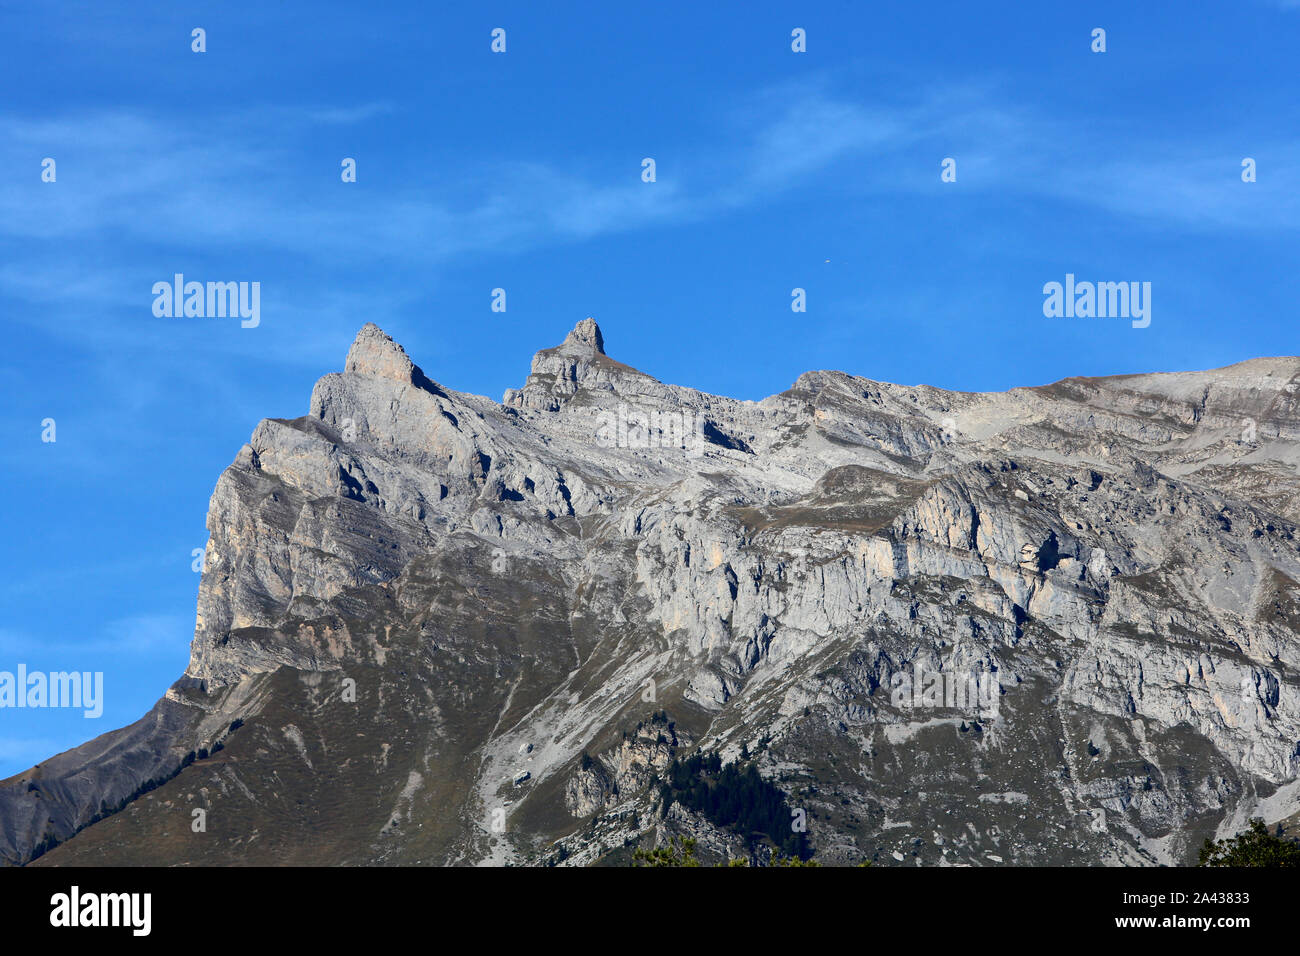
[0,614,191,657]
[0,80,1295,323]
[0,736,70,767]
[1056,153,1300,232]
[714,76,1300,235]
[0,104,689,263]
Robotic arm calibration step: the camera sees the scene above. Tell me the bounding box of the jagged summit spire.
[345,323,442,394]
[346,323,411,378]
[561,317,604,355]
[502,316,648,410]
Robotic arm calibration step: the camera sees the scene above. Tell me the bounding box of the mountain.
[5,319,1300,866]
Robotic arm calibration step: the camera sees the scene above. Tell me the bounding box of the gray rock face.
[564,717,687,818]
[5,319,1300,866]
[345,322,421,382]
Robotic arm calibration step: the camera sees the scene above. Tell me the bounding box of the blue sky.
[2,0,1299,775]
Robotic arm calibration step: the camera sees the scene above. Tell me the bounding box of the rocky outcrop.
[5,319,1300,867]
[564,715,686,818]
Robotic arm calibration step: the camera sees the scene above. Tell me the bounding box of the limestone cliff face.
[5,320,1300,867]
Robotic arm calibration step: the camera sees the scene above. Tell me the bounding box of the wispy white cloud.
[0,614,190,656]
[0,104,687,263]
[1,78,1296,351]
[0,736,72,768]
[301,103,395,124]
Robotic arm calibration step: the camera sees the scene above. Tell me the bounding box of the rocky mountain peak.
[505,317,651,410]
[561,317,605,355]
[345,322,421,384]
[8,318,1300,869]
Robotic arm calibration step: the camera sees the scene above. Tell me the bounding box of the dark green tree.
[633,837,701,867]
[1199,818,1300,867]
